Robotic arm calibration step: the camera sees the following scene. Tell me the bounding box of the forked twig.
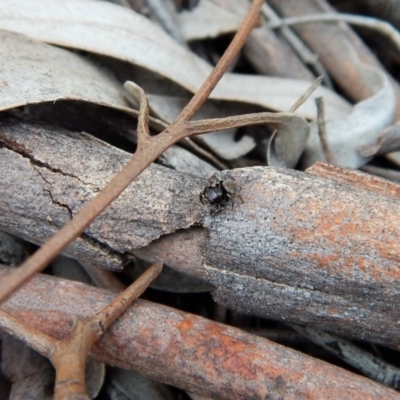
[0,0,264,302]
[0,262,162,399]
[315,96,336,165]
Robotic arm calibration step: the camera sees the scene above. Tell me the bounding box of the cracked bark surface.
[1,116,400,347]
[2,266,399,400]
[0,116,205,270]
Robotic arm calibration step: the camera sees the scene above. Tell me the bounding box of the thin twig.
[0,0,264,303]
[0,308,55,356]
[174,0,265,123]
[290,324,400,389]
[0,263,162,399]
[289,75,324,112]
[268,13,400,55]
[315,97,336,165]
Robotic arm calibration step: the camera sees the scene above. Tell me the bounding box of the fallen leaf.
[302,59,396,168]
[0,0,351,120]
[178,0,243,40]
[0,31,135,116]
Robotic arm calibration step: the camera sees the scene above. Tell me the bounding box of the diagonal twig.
[0,262,162,399]
[315,96,336,165]
[0,0,265,303]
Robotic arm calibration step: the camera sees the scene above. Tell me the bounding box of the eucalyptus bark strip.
[1,118,400,348]
[0,0,265,302]
[1,267,398,400]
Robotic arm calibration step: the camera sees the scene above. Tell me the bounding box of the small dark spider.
[200,179,232,215]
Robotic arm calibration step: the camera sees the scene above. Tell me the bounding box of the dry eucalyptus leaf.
[0,332,54,400]
[302,61,396,169]
[107,367,175,400]
[86,358,106,399]
[386,151,400,167]
[359,123,400,157]
[265,114,310,168]
[0,0,351,120]
[177,0,243,40]
[0,31,137,117]
[159,146,217,178]
[0,231,29,266]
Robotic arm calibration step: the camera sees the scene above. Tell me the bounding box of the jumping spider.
[200,178,233,215]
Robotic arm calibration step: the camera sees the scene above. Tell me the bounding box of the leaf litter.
[0,0,400,398]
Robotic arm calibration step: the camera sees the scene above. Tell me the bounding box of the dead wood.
[1,117,400,348]
[0,263,161,399]
[1,266,399,400]
[0,0,265,302]
[0,116,205,270]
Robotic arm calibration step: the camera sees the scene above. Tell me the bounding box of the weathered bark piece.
[268,0,400,119]
[1,267,399,400]
[0,116,205,270]
[204,167,400,348]
[307,161,400,199]
[1,118,400,347]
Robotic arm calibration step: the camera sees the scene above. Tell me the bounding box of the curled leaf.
[0,0,351,120]
[302,57,396,168]
[0,31,133,115]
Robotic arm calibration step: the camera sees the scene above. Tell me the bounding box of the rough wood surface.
[1,267,399,400]
[202,167,400,348]
[1,117,400,347]
[0,116,204,270]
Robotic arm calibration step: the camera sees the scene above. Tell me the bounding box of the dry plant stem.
[2,267,399,400]
[289,324,400,389]
[51,262,162,400]
[315,96,336,164]
[0,263,162,400]
[0,308,55,356]
[290,75,323,112]
[187,111,304,134]
[0,0,264,303]
[174,0,265,122]
[268,13,400,55]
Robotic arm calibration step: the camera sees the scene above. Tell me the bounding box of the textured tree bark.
[1,116,400,347]
[0,116,205,270]
[1,267,399,400]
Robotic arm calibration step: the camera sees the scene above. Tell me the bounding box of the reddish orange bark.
[1,267,398,400]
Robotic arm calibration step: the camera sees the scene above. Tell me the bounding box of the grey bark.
[1,116,400,347]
